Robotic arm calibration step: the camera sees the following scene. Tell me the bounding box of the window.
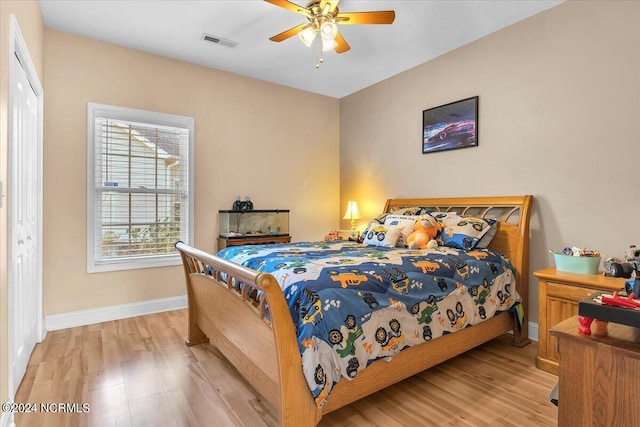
[87,103,194,272]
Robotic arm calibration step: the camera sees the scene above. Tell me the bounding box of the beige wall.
[0,0,44,410]
[43,30,339,315]
[340,0,640,323]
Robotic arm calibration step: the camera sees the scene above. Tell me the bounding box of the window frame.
[87,102,194,273]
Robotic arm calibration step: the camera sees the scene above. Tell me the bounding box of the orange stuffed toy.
[406,216,441,250]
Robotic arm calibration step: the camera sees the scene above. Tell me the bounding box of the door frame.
[7,13,45,399]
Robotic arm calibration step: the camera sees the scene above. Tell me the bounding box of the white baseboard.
[529,321,539,342]
[45,295,187,331]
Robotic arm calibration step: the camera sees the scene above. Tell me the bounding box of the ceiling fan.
[264,0,395,67]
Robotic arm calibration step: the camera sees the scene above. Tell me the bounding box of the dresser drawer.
[546,282,600,302]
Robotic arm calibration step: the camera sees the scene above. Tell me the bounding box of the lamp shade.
[320,20,338,41]
[298,26,317,47]
[322,38,337,52]
[343,201,361,221]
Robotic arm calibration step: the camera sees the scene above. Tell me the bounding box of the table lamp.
[343,200,361,239]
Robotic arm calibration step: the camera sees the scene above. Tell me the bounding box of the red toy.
[600,291,640,309]
[578,315,594,335]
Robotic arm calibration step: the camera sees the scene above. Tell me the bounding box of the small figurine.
[578,315,593,335]
[591,319,609,336]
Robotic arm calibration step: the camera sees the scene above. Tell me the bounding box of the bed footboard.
[175,242,321,427]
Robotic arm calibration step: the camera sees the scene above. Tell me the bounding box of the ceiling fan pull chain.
[315,31,323,68]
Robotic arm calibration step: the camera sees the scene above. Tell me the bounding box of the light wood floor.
[15,309,558,426]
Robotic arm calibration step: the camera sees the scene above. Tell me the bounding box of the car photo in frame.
[423,96,478,154]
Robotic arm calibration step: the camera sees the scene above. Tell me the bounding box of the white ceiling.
[38,0,563,99]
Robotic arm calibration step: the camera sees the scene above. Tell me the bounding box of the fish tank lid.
[219,209,290,213]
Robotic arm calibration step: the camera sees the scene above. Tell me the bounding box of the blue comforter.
[218,241,518,406]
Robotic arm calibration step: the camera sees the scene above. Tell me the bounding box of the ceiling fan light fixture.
[322,38,337,52]
[265,0,396,66]
[298,26,317,47]
[320,20,338,41]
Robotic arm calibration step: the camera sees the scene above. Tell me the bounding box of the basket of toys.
[553,247,601,275]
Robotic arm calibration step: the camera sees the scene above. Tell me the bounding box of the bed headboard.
[383,195,534,319]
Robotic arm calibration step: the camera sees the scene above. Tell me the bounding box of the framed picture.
[422,96,478,154]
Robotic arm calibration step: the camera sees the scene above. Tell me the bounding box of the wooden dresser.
[534,268,627,374]
[551,316,640,426]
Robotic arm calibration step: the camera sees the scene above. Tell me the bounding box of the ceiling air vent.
[201,33,238,48]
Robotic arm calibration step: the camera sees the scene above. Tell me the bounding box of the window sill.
[88,255,182,273]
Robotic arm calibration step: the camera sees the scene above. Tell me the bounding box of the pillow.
[430,212,496,250]
[388,207,424,216]
[359,220,381,243]
[383,214,418,247]
[371,212,389,224]
[362,224,403,248]
[475,221,498,249]
[371,206,427,224]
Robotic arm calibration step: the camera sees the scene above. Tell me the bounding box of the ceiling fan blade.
[334,32,350,54]
[336,11,395,25]
[320,0,340,14]
[264,0,312,17]
[269,22,310,42]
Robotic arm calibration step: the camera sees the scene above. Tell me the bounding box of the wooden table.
[550,316,640,426]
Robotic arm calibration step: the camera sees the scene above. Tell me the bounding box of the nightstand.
[534,267,627,374]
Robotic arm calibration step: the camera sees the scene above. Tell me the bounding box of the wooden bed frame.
[176,195,533,426]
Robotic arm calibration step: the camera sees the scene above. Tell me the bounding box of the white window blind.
[87,103,194,272]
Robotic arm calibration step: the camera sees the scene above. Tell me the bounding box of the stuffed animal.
[407,216,441,250]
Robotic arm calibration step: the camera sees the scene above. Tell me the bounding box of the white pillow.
[383,214,417,247]
[362,224,403,248]
[359,220,380,243]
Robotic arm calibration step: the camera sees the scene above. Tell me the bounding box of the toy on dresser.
[624,244,640,296]
[604,244,640,279]
[577,244,639,336]
[578,289,640,336]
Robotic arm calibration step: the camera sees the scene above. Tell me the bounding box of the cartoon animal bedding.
[217,211,521,406]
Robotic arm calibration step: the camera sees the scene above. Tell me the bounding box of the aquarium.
[218,210,289,238]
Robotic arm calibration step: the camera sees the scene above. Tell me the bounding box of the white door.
[9,49,42,395]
